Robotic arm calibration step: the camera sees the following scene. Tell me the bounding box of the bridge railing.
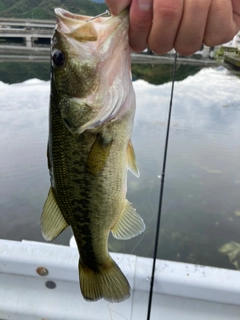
[0,29,53,35]
[0,18,55,48]
[0,17,55,28]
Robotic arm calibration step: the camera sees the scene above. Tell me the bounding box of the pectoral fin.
[111,200,145,240]
[41,187,69,241]
[86,134,113,175]
[127,141,140,177]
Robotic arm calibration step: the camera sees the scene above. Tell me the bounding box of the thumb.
[105,0,131,15]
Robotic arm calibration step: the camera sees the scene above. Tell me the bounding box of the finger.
[147,0,184,54]
[129,0,153,52]
[232,0,240,34]
[105,0,131,15]
[174,0,210,56]
[233,12,240,34]
[204,0,237,46]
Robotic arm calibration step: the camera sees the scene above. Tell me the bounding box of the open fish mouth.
[55,8,110,24]
[51,8,132,134]
[54,8,128,38]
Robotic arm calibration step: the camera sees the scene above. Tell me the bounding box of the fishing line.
[107,302,129,320]
[129,198,155,256]
[86,10,110,22]
[146,51,178,320]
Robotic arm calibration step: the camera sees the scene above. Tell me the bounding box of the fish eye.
[52,49,65,67]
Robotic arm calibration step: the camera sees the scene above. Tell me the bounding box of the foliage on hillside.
[0,60,204,85]
[0,0,107,19]
[131,63,202,85]
[0,62,50,83]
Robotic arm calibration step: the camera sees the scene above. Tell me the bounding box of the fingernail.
[137,0,152,10]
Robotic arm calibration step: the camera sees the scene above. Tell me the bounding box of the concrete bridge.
[0,17,55,28]
[0,17,55,49]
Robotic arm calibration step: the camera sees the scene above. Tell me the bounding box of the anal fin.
[41,187,69,241]
[111,200,145,240]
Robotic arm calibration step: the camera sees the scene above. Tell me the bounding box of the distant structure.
[0,18,55,51]
[0,17,239,65]
[232,32,240,49]
[221,31,240,50]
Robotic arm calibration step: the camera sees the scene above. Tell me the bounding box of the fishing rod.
[146,51,178,320]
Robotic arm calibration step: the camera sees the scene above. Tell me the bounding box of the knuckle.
[204,28,236,47]
[130,20,150,33]
[105,0,131,15]
[130,9,152,31]
[210,0,226,15]
[190,0,210,14]
[155,6,180,21]
[130,41,148,53]
[203,35,217,47]
[129,23,150,52]
[149,42,172,55]
[175,43,202,56]
[154,1,182,21]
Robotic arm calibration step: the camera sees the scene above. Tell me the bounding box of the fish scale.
[51,94,113,265]
[51,101,100,270]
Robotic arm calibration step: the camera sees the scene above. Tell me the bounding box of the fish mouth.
[54,8,128,41]
[55,8,92,23]
[53,8,131,134]
[55,7,128,23]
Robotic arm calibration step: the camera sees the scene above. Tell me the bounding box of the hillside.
[0,0,107,19]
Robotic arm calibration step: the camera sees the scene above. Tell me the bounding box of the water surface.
[0,66,240,270]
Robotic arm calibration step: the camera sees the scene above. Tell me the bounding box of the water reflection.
[0,67,240,269]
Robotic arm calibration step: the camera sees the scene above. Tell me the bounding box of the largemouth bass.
[41,8,145,303]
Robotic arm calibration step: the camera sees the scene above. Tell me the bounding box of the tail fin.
[79,257,130,303]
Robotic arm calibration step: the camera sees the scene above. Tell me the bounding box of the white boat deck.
[0,239,239,320]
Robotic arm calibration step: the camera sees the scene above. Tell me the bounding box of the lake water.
[0,62,240,270]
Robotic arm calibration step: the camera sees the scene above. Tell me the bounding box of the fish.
[41,8,145,303]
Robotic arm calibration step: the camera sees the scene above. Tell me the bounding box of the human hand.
[105,0,240,55]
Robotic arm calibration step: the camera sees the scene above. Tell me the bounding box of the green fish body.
[41,8,145,303]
